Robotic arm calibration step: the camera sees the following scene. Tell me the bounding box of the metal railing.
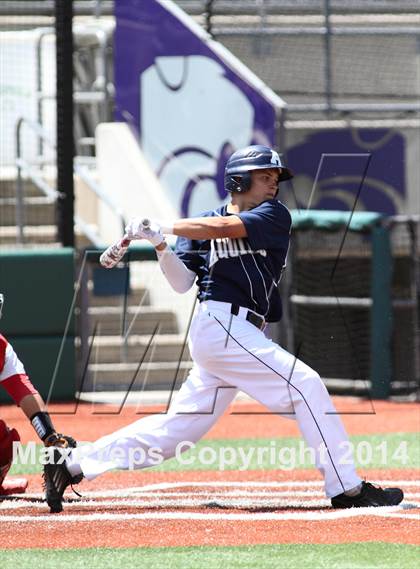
[15,116,126,246]
[2,1,420,17]
[34,23,114,157]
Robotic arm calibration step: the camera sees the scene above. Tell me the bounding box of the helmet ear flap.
[225,172,252,193]
[240,172,252,193]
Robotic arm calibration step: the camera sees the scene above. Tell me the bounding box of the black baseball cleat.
[331,481,403,509]
[43,448,83,513]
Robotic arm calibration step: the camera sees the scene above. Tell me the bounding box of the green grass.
[9,432,419,475]
[0,543,418,569]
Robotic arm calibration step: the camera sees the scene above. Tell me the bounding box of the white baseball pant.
[70,300,362,497]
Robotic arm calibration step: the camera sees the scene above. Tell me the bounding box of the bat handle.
[141,218,151,230]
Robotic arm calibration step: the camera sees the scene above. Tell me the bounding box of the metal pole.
[55,0,75,247]
[256,0,268,57]
[35,30,54,162]
[94,0,102,19]
[204,0,214,37]
[77,255,91,392]
[323,0,332,112]
[370,224,393,399]
[408,220,420,396]
[36,33,44,160]
[15,118,25,244]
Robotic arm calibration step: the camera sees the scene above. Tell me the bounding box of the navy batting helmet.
[224,145,293,193]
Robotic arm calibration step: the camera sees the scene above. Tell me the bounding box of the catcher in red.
[0,292,80,509]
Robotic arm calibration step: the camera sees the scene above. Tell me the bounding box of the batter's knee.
[292,367,328,399]
[306,369,325,387]
[305,371,331,402]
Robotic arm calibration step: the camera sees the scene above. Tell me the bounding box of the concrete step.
[0,196,55,226]
[86,333,190,363]
[0,243,62,251]
[86,360,192,391]
[0,175,42,198]
[87,306,179,335]
[0,225,58,245]
[89,285,150,307]
[0,225,93,248]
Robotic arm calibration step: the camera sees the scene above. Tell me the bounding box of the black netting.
[289,221,419,395]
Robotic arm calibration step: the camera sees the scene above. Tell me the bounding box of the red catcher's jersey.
[0,334,26,381]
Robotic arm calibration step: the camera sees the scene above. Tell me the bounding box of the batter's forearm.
[171,216,247,240]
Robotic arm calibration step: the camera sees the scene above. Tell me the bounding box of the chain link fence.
[0,0,114,247]
[200,0,420,110]
[0,2,57,246]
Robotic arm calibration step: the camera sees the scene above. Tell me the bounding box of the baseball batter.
[0,293,77,497]
[45,145,403,512]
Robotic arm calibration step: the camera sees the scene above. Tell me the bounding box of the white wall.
[95,122,178,243]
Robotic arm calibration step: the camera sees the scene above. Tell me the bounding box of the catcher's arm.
[29,408,78,448]
[19,394,77,448]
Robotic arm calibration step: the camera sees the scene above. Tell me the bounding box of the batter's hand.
[125,218,164,247]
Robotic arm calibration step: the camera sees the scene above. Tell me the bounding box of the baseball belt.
[230,304,265,330]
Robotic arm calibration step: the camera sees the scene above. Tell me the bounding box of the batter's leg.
[197,309,362,498]
[238,348,362,498]
[67,365,237,480]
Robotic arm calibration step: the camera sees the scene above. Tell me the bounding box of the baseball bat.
[99,218,151,269]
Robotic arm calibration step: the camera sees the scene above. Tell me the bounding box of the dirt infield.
[1,398,419,549]
[1,397,419,443]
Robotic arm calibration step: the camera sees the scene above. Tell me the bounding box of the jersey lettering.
[209,237,266,268]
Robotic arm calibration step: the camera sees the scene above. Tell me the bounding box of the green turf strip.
[0,543,418,569]
[9,432,419,475]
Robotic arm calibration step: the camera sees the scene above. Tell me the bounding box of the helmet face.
[224,144,293,193]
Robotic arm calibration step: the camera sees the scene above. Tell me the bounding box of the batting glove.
[125,218,164,247]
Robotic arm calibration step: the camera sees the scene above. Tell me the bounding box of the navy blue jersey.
[175,199,292,322]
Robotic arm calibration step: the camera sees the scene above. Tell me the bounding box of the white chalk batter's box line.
[59,479,420,498]
[9,489,420,501]
[6,479,420,500]
[1,480,419,523]
[3,497,420,513]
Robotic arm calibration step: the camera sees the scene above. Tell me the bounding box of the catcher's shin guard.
[43,437,83,513]
[0,419,21,487]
